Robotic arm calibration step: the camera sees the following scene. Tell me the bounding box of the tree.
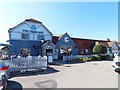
[93,44,107,54]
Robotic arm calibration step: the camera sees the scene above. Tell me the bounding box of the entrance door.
[46,49,53,63]
[46,49,53,56]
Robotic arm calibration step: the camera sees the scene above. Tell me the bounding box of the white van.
[112,51,120,72]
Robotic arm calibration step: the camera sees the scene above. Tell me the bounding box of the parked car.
[112,51,120,72]
[0,61,9,90]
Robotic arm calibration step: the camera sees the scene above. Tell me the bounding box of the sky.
[0,2,118,43]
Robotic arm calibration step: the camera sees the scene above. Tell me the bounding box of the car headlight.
[116,62,120,66]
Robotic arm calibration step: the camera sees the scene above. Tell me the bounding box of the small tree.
[93,44,107,54]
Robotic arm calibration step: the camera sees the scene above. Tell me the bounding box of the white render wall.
[9,21,52,41]
[111,44,118,53]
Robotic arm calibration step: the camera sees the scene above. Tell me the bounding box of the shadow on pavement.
[9,66,59,78]
[6,80,23,90]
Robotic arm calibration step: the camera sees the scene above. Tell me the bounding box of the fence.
[9,56,47,73]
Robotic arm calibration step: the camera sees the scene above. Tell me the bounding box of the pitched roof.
[58,33,68,40]
[42,40,56,47]
[107,41,120,48]
[98,42,110,48]
[25,18,42,24]
[116,42,120,47]
[107,41,115,47]
[52,36,59,44]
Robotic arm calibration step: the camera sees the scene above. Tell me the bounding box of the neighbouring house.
[8,19,57,59]
[96,40,120,54]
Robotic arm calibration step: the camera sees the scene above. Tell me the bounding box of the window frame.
[37,34,44,41]
[21,33,29,40]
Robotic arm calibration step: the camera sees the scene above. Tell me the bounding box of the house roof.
[107,41,120,48]
[52,35,97,49]
[98,42,110,48]
[42,40,56,47]
[52,34,120,49]
[96,40,120,48]
[58,33,68,40]
[52,36,59,44]
[52,35,108,45]
[107,41,115,47]
[116,42,120,48]
[25,18,42,24]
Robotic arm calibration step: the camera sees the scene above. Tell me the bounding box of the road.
[6,61,118,89]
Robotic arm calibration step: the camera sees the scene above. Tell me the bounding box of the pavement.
[6,61,118,89]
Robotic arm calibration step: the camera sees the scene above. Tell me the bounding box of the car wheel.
[2,76,7,90]
[2,81,7,90]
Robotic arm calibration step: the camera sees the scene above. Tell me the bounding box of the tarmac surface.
[6,61,118,89]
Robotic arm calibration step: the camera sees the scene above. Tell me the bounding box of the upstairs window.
[38,35,44,40]
[85,49,89,54]
[22,33,29,40]
[80,49,84,54]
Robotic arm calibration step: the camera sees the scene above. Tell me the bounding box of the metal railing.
[9,56,47,73]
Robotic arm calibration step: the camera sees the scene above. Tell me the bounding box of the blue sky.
[0,2,118,43]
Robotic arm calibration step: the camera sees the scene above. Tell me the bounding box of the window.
[85,49,88,53]
[46,49,53,53]
[22,33,29,40]
[20,48,30,57]
[38,35,44,40]
[80,49,84,54]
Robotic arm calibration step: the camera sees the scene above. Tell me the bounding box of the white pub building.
[8,19,58,59]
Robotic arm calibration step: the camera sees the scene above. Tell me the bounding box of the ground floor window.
[60,45,72,55]
[20,48,30,57]
[80,49,84,54]
[85,49,89,54]
[46,49,53,53]
[46,49,53,55]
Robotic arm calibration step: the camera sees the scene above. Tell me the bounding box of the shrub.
[87,57,92,61]
[83,56,89,62]
[100,55,106,60]
[76,57,83,62]
[109,54,114,59]
[71,59,74,63]
[79,57,83,62]
[91,55,101,60]
[76,57,80,61]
